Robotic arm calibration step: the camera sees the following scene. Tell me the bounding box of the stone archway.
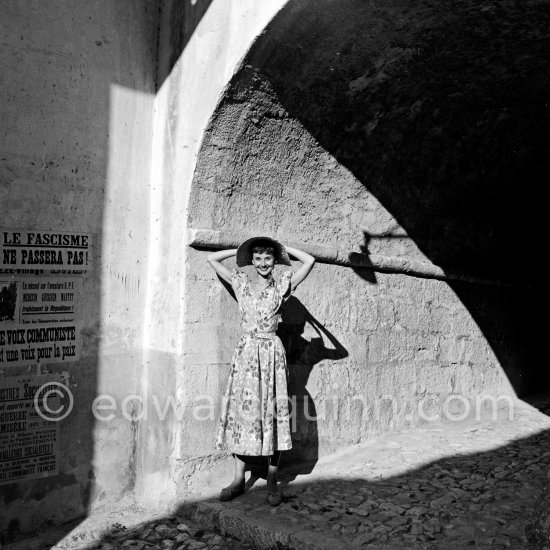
[182,0,550,494]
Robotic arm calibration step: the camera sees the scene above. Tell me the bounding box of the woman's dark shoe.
[266,472,282,506]
[219,479,245,501]
[266,488,283,506]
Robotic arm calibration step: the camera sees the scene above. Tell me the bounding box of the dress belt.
[245,331,277,340]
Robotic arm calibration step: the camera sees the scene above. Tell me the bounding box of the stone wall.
[183,0,550,471]
[133,0,290,508]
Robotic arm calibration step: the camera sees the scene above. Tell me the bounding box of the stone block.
[367,332,390,363]
[525,477,550,549]
[290,529,349,550]
[181,501,224,530]
[218,509,295,548]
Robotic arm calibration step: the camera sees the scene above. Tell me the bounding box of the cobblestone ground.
[183,395,550,549]
[4,512,256,550]
[5,395,550,550]
[279,431,550,548]
[78,518,255,550]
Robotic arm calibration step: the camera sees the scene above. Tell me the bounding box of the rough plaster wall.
[134,0,289,509]
[184,0,550,472]
[0,0,157,540]
[185,253,514,465]
[189,92,419,256]
[187,108,515,461]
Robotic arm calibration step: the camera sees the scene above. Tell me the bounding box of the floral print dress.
[215,268,293,456]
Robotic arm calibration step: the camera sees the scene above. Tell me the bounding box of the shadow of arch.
[189,0,550,398]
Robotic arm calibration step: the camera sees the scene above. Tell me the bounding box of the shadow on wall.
[226,0,550,397]
[348,232,377,284]
[214,274,349,474]
[277,296,349,472]
[156,0,215,87]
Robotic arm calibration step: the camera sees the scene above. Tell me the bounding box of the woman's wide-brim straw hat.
[236,236,291,267]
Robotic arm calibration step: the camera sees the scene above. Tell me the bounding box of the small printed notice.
[1,229,91,270]
[0,375,61,485]
[0,276,81,366]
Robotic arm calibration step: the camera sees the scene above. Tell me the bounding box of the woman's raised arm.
[285,245,315,290]
[206,249,237,284]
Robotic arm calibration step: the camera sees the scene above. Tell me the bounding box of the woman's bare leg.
[267,450,281,492]
[229,453,246,488]
[220,454,246,501]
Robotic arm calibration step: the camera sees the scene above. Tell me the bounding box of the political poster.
[1,229,91,271]
[0,374,63,485]
[0,276,81,366]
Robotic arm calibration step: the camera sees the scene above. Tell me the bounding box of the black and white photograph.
[1,0,549,549]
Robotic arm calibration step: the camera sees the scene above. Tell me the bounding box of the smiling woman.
[205,236,315,506]
[251,246,276,281]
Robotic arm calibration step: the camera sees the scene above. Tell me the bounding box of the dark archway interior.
[224,0,550,397]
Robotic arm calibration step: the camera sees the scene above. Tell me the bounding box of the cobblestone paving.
[279,436,550,548]
[4,513,257,550]
[184,396,550,549]
[6,395,550,550]
[81,518,256,550]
